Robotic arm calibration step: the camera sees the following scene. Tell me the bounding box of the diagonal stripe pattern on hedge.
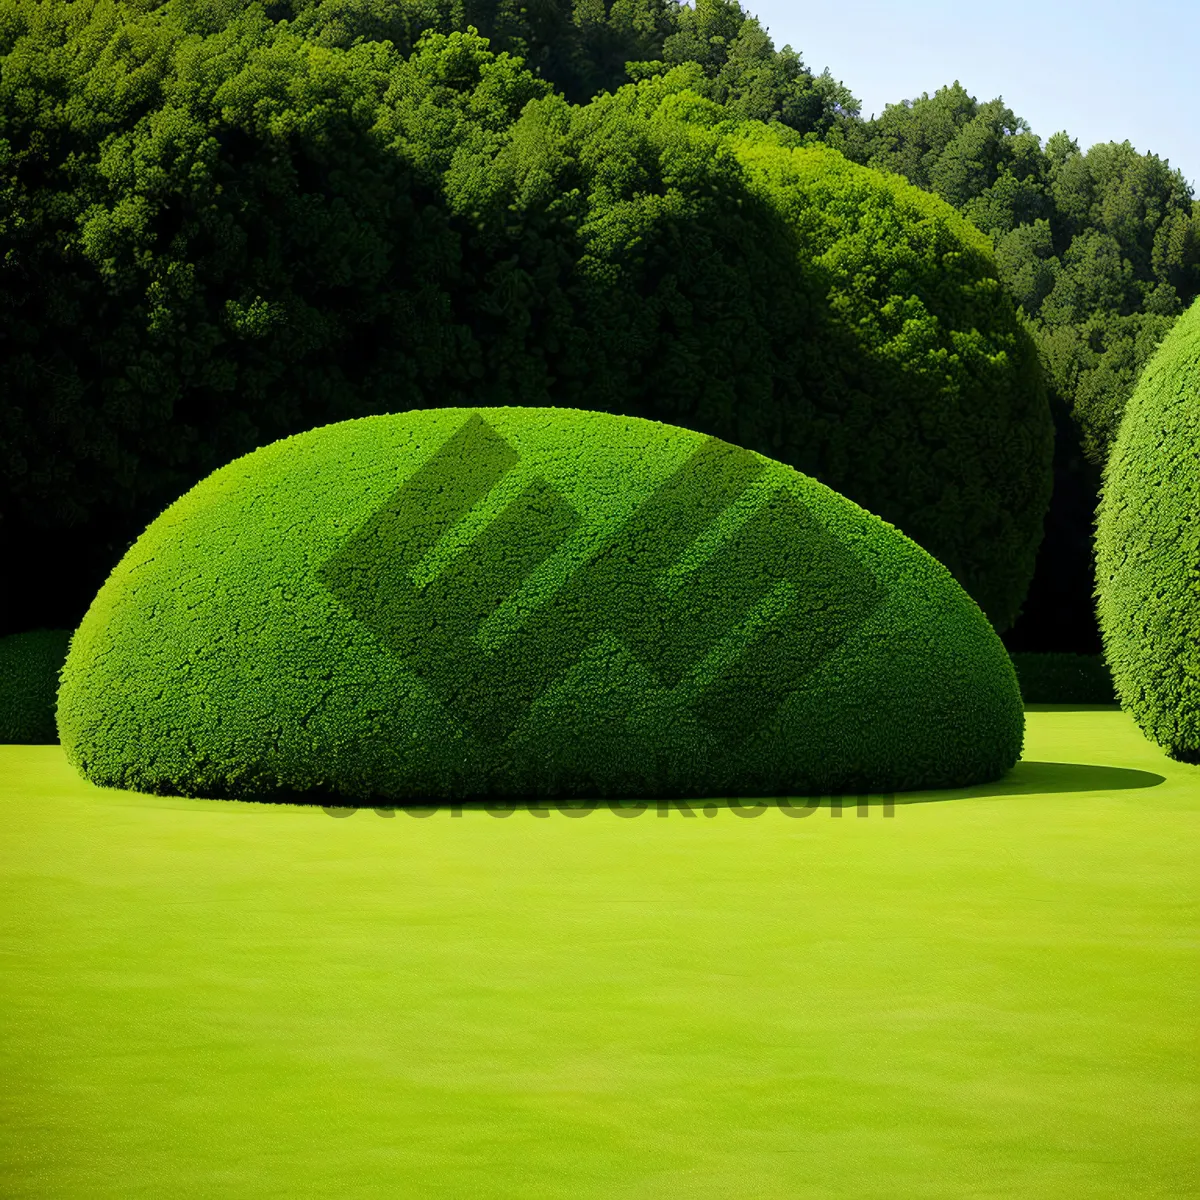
[319,414,887,747]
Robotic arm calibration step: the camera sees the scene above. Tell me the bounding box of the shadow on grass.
[310,760,1165,819]
[887,760,1167,808]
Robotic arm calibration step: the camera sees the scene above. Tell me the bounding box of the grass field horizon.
[2,705,1197,1197]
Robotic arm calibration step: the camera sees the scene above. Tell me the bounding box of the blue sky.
[732,0,1198,196]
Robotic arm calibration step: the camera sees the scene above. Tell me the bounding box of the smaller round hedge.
[0,629,72,744]
[1094,296,1200,762]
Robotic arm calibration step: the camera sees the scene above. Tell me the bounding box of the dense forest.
[2,0,1196,652]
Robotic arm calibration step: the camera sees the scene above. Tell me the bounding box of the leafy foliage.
[1008,653,1115,706]
[0,6,1050,638]
[1033,308,1184,466]
[837,82,1200,470]
[0,4,531,632]
[829,80,1199,653]
[649,0,857,140]
[452,67,1055,632]
[0,629,71,743]
[146,0,858,136]
[1093,297,1200,763]
[660,98,1052,631]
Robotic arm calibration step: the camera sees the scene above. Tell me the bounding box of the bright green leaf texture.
[57,408,1024,803]
[1094,297,1200,763]
[1,6,1051,635]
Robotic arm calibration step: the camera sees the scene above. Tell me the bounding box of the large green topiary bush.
[1094,297,1200,762]
[0,629,72,743]
[58,407,1024,803]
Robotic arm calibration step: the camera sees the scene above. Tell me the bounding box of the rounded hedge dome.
[1094,298,1200,763]
[58,407,1024,802]
[722,132,1054,636]
[584,71,1055,635]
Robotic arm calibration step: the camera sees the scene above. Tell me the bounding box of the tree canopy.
[826,80,1198,653]
[4,0,1189,655]
[833,81,1200,471]
[1,1,1050,638]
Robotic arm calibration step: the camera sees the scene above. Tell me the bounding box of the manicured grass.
[1,706,1197,1198]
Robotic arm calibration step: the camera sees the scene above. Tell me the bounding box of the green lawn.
[1,706,1197,1198]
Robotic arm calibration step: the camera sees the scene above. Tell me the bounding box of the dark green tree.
[0,3,538,634]
[600,81,1054,631]
[652,0,834,135]
[832,80,1200,652]
[851,81,978,189]
[991,219,1060,313]
[0,1,880,637]
[842,86,1199,466]
[0,2,1053,639]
